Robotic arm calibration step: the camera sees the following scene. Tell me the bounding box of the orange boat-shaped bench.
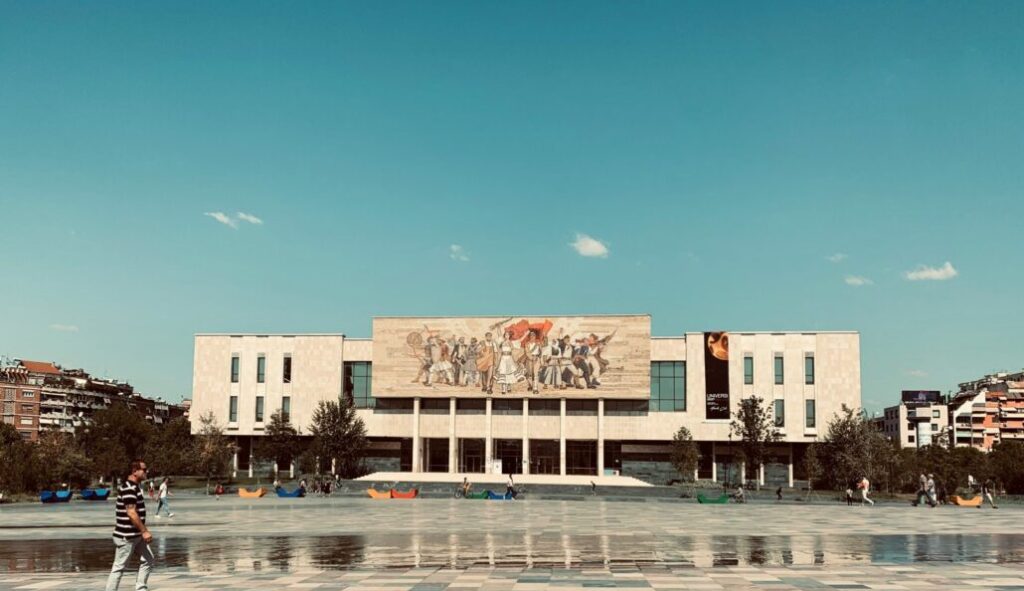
[390,488,418,499]
[239,487,267,498]
[366,488,391,499]
[951,494,983,507]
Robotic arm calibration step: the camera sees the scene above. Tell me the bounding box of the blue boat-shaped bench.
[39,490,73,503]
[275,486,306,498]
[81,488,111,501]
[487,490,515,501]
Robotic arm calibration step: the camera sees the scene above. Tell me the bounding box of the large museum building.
[190,315,861,486]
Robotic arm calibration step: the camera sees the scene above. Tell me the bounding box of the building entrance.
[458,438,485,473]
[529,440,560,474]
[566,440,597,475]
[493,439,523,475]
[422,438,449,472]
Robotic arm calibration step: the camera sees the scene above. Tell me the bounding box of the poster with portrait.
[371,315,650,398]
[704,331,730,419]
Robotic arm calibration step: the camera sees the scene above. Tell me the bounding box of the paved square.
[1,497,1021,590]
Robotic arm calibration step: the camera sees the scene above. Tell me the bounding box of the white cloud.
[49,324,79,332]
[449,244,470,262]
[204,211,238,229]
[904,261,958,281]
[844,275,873,287]
[570,233,609,258]
[827,253,848,263]
[907,369,928,378]
[237,212,263,225]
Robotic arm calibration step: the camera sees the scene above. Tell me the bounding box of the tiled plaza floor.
[1,497,1022,590]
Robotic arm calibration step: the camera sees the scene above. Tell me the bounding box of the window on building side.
[255,396,264,422]
[774,356,784,385]
[229,396,238,422]
[2,388,14,400]
[805,399,816,428]
[650,361,686,412]
[743,356,754,385]
[343,361,374,409]
[21,390,35,399]
[231,356,240,383]
[931,423,938,431]
[283,355,292,384]
[282,396,291,423]
[804,355,815,385]
[774,399,785,427]
[932,409,940,418]
[909,435,915,443]
[257,355,266,384]
[20,418,32,426]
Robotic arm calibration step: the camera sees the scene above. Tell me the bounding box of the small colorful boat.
[39,491,57,503]
[366,488,391,499]
[275,486,305,498]
[697,493,729,504]
[951,494,983,507]
[80,488,111,501]
[487,490,514,501]
[238,487,267,498]
[391,488,418,499]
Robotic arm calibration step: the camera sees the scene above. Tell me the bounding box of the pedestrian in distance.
[105,459,154,591]
[981,479,999,509]
[155,477,173,519]
[776,486,782,502]
[845,486,854,506]
[858,476,874,506]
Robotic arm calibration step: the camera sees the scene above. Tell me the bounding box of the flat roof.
[197,330,859,338]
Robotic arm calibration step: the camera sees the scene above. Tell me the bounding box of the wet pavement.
[1,496,1022,589]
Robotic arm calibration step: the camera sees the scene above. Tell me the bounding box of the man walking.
[106,459,154,591]
[155,477,173,518]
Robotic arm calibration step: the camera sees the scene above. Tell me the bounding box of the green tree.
[35,430,93,489]
[193,411,235,493]
[145,417,195,476]
[76,402,154,482]
[669,426,700,484]
[306,396,368,478]
[815,405,882,490]
[989,441,1024,494]
[730,395,781,488]
[0,423,38,494]
[253,409,304,480]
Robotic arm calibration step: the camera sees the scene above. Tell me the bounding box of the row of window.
[2,388,37,400]
[744,355,815,385]
[228,395,290,424]
[230,354,292,384]
[772,399,817,429]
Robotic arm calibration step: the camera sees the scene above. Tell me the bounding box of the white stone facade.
[190,326,861,484]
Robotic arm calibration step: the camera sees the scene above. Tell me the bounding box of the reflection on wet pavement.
[3,533,1023,572]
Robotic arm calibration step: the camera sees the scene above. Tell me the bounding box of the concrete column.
[597,398,605,476]
[248,437,254,478]
[449,397,457,473]
[788,445,794,488]
[740,461,746,485]
[412,397,421,473]
[758,463,765,487]
[522,398,530,475]
[232,449,239,479]
[711,442,716,482]
[289,460,295,479]
[559,398,567,476]
[485,397,493,473]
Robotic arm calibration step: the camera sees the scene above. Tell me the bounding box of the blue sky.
[2,1,1022,412]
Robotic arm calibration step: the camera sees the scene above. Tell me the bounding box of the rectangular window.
[231,356,240,383]
[20,417,32,426]
[343,361,374,409]
[257,355,266,384]
[932,410,940,418]
[229,396,238,422]
[931,423,938,431]
[282,396,291,422]
[909,435,915,443]
[774,399,785,428]
[21,404,34,414]
[283,355,292,384]
[805,399,816,428]
[804,355,815,385]
[3,388,14,400]
[492,399,522,415]
[566,400,598,415]
[527,399,559,416]
[421,398,451,414]
[605,399,649,416]
[255,396,264,422]
[457,398,487,414]
[21,390,35,399]
[650,361,686,412]
[743,356,754,385]
[774,356,784,385]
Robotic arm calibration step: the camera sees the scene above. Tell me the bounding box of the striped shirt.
[113,480,146,539]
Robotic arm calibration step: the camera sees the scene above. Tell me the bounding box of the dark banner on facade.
[704,331,730,419]
[901,390,941,404]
